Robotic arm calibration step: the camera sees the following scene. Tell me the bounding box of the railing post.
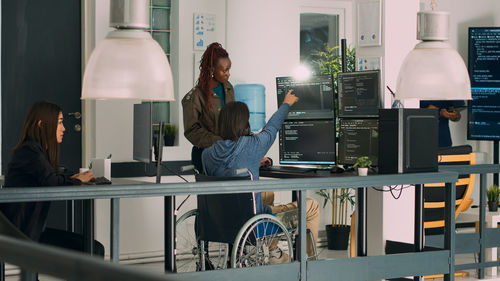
[298,189,307,281]
[110,198,120,262]
[356,187,367,257]
[444,181,456,281]
[478,173,487,279]
[414,184,424,281]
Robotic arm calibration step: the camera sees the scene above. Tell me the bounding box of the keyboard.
[83,177,112,185]
[259,166,317,173]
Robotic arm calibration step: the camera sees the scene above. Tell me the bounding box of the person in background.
[0,101,104,255]
[202,92,319,262]
[182,42,234,172]
[420,100,465,147]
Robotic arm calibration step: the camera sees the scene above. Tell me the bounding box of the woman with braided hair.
[182,42,234,172]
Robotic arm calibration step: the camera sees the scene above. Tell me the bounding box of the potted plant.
[487,184,499,212]
[163,123,176,146]
[353,156,372,176]
[313,44,356,124]
[316,188,355,250]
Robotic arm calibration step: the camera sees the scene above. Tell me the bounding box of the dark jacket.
[0,140,81,240]
[202,104,291,214]
[182,81,235,148]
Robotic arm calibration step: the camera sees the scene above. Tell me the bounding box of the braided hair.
[197,42,229,109]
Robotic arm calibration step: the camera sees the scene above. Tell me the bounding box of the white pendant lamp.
[82,0,174,101]
[396,11,471,101]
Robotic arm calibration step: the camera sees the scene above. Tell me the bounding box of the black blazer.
[0,140,80,240]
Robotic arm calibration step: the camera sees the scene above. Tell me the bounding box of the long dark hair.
[218,102,250,141]
[14,101,62,170]
[197,42,229,109]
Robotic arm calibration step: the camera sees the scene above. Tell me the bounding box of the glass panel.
[152,31,170,54]
[300,13,339,75]
[152,8,170,30]
[151,102,170,124]
[152,0,171,7]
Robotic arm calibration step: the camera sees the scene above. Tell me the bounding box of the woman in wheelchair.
[201,91,319,261]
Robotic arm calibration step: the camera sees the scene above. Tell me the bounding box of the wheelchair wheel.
[231,214,293,268]
[175,209,229,272]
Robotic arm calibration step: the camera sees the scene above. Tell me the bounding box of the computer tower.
[378,109,439,174]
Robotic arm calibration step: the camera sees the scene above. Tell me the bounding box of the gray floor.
[5,248,500,281]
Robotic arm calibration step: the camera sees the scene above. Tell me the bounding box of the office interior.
[1,0,500,279]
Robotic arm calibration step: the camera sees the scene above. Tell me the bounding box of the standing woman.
[0,101,103,255]
[182,42,234,172]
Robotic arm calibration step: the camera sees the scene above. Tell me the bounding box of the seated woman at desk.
[0,101,104,255]
[202,92,319,260]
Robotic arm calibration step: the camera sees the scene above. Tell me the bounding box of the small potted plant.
[487,184,499,212]
[353,156,372,176]
[163,123,176,146]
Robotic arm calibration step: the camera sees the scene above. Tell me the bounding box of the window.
[149,0,171,125]
[300,5,350,75]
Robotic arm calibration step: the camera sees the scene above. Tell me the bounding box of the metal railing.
[0,168,492,280]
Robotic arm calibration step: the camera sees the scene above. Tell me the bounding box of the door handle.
[68,112,81,119]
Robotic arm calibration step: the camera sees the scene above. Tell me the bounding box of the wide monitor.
[467,27,500,140]
[279,119,336,165]
[276,75,334,119]
[133,103,153,163]
[338,70,380,118]
[337,119,379,166]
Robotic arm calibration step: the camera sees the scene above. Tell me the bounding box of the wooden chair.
[350,149,476,266]
[423,152,476,234]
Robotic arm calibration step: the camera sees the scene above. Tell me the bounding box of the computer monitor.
[337,119,379,166]
[279,119,336,165]
[276,75,334,119]
[133,103,153,163]
[338,70,380,118]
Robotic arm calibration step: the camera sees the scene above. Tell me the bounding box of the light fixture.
[396,10,471,101]
[82,0,174,101]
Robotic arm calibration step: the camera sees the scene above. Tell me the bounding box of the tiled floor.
[6,248,500,281]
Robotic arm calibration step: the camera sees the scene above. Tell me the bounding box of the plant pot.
[488,201,498,212]
[325,224,350,250]
[164,135,175,146]
[357,167,368,176]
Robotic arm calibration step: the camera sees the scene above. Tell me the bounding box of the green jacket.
[182,81,235,148]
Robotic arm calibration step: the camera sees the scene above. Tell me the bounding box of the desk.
[260,167,386,258]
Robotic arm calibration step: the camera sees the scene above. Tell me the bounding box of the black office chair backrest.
[195,174,254,244]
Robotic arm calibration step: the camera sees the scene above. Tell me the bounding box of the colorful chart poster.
[194,13,216,51]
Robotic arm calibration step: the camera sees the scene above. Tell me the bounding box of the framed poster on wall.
[193,13,216,51]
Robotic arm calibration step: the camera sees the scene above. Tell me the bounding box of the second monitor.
[337,119,379,166]
[279,119,336,165]
[276,75,334,119]
[338,70,380,118]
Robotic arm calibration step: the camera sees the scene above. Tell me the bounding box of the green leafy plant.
[487,184,500,203]
[316,188,355,226]
[353,156,372,169]
[164,123,176,136]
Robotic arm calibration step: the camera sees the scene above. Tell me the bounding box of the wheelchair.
[175,172,313,272]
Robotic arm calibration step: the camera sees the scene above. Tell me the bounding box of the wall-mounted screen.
[467,27,500,140]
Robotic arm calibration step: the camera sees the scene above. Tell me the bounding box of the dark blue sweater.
[202,103,290,214]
